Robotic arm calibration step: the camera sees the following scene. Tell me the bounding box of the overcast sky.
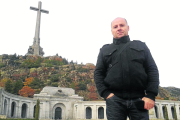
[0,0,180,88]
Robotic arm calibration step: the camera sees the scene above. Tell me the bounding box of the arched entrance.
[154,105,158,118]
[33,105,36,118]
[171,106,174,119]
[55,107,62,119]
[98,107,104,119]
[4,99,7,115]
[11,102,16,117]
[162,106,165,119]
[21,103,27,118]
[52,103,66,120]
[86,107,92,119]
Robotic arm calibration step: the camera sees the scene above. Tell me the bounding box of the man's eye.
[114,26,117,28]
[120,25,124,27]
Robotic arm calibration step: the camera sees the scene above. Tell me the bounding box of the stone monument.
[26,1,49,56]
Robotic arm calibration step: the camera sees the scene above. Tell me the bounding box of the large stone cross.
[28,1,49,56]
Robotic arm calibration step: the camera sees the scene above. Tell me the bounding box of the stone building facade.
[0,86,180,120]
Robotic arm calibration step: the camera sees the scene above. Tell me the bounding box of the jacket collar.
[113,35,130,45]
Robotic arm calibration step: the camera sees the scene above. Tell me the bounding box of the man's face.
[111,18,129,39]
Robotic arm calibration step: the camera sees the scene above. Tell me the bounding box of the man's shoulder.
[102,44,110,48]
[132,40,144,43]
[131,40,145,45]
[100,44,112,50]
[100,44,114,53]
[130,40,146,49]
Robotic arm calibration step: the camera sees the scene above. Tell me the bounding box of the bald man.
[94,17,159,120]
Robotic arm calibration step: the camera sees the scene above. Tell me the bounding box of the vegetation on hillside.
[0,54,180,101]
[0,54,100,101]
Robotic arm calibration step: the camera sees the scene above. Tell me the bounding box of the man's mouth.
[117,32,123,35]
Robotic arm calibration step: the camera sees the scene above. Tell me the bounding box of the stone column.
[1,95,4,115]
[159,103,164,119]
[167,104,172,120]
[95,105,98,119]
[175,103,180,119]
[15,101,18,118]
[7,98,11,117]
[28,102,34,118]
[26,103,29,118]
[41,101,47,119]
[45,101,50,119]
[91,105,96,119]
[39,102,43,119]
[104,105,107,120]
[74,104,78,119]
[0,90,2,114]
[17,100,21,118]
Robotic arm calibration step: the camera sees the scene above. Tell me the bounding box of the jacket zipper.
[120,55,123,88]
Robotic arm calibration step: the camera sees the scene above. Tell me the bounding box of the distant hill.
[158,86,170,99]
[162,86,180,100]
[0,54,180,101]
[156,86,180,101]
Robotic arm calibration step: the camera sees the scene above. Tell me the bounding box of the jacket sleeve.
[94,48,111,99]
[144,43,159,101]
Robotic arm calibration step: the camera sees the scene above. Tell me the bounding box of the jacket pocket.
[130,46,145,64]
[103,48,117,65]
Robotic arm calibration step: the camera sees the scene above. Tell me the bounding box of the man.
[94,17,159,120]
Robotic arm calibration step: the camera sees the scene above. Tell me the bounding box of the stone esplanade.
[0,86,180,120]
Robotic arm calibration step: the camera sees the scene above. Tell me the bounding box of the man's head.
[111,17,129,39]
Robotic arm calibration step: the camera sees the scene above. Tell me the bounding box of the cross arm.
[40,9,49,14]
[30,7,49,14]
[30,7,39,11]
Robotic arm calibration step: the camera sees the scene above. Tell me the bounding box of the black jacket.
[94,36,159,101]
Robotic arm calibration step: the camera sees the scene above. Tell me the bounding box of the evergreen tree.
[165,105,169,120]
[78,81,86,90]
[5,79,13,93]
[50,75,59,82]
[29,77,44,89]
[174,104,177,120]
[35,99,40,120]
[12,80,23,95]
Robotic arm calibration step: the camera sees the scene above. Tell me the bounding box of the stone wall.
[0,87,180,120]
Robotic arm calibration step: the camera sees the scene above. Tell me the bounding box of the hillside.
[0,54,98,100]
[162,87,180,100]
[0,54,179,101]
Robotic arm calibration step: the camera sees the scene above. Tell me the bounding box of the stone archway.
[98,107,104,119]
[33,105,36,118]
[4,99,7,115]
[86,107,92,119]
[154,105,158,118]
[11,102,16,117]
[162,106,165,119]
[52,103,66,120]
[171,106,174,119]
[21,103,27,118]
[55,107,62,119]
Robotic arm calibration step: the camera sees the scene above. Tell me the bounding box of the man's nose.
[117,26,121,30]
